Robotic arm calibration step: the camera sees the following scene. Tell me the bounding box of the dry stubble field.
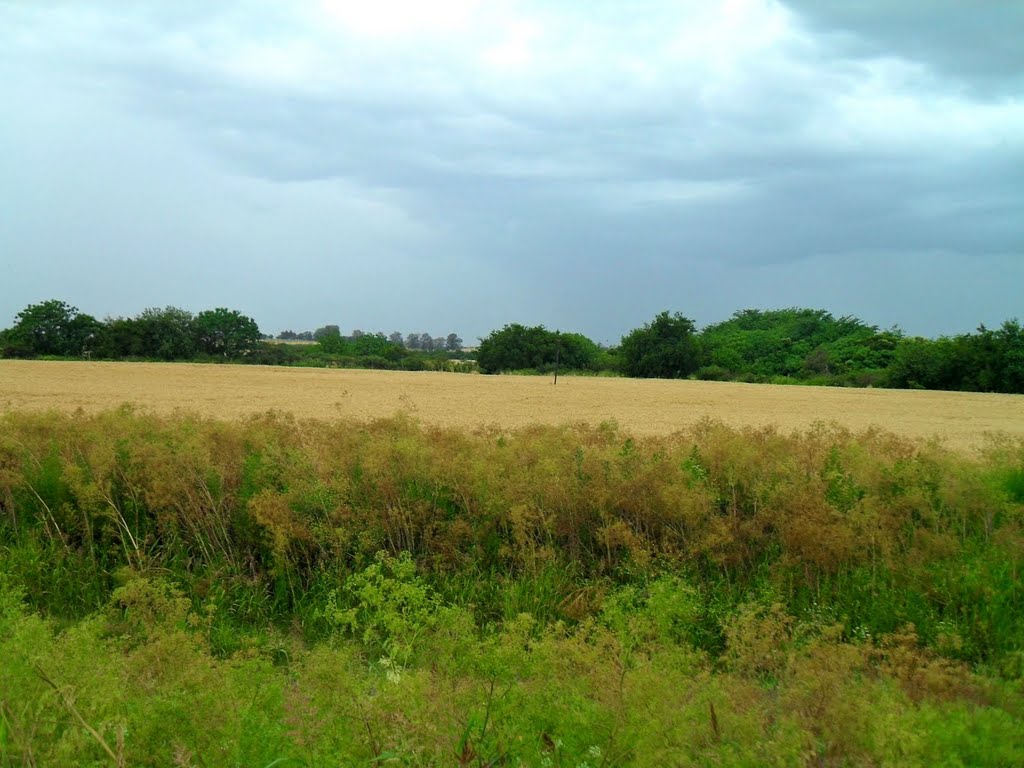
[2,359,1022,452]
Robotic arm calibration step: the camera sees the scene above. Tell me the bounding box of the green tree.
[135,306,195,360]
[697,308,894,382]
[478,324,543,373]
[558,332,601,370]
[445,333,463,352]
[886,337,952,390]
[316,327,346,354]
[3,300,101,357]
[95,316,145,358]
[994,319,1024,393]
[192,308,261,358]
[477,324,598,373]
[353,332,403,361]
[314,325,340,342]
[619,311,700,378]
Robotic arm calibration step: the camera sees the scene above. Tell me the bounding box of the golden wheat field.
[2,359,1022,452]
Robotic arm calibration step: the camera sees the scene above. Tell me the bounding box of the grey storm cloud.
[783,0,1024,95]
[1,0,1021,342]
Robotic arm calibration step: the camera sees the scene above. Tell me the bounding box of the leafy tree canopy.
[699,308,886,379]
[3,299,101,357]
[353,332,403,360]
[477,324,598,374]
[314,325,340,342]
[887,319,1024,393]
[619,311,700,378]
[315,326,346,354]
[445,333,463,352]
[193,308,262,357]
[135,306,196,360]
[97,306,196,360]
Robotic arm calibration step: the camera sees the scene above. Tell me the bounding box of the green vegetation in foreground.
[1,410,1023,765]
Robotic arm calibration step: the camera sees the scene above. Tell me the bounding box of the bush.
[619,311,701,378]
[696,365,732,381]
[477,324,601,373]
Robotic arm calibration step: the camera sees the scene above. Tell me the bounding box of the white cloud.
[320,0,484,41]
[807,57,1024,154]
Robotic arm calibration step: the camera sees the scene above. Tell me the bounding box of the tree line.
[2,300,1021,393]
[0,301,263,360]
[0,300,468,372]
[279,327,463,353]
[477,308,1024,394]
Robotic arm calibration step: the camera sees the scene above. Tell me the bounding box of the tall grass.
[1,408,1022,764]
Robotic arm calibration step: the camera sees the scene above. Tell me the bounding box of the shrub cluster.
[477,308,1024,392]
[0,301,475,373]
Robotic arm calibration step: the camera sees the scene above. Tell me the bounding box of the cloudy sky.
[2,0,1021,343]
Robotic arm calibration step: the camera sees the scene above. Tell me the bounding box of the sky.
[1,0,1022,344]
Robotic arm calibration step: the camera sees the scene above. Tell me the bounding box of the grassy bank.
[1,409,1022,765]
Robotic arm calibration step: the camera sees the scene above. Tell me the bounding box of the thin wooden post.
[554,331,560,385]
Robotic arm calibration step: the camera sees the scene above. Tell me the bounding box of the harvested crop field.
[2,359,1021,452]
